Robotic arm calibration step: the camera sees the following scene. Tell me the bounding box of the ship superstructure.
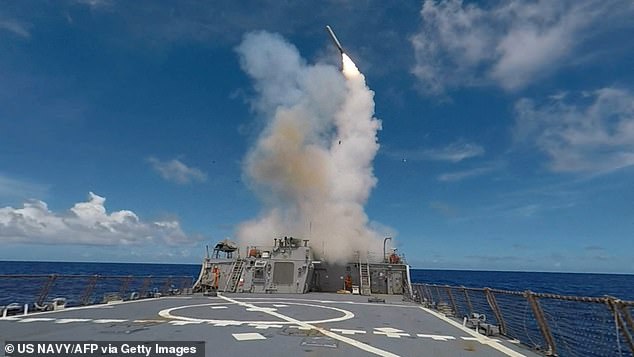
[193,237,412,297]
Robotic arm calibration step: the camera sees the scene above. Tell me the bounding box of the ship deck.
[0,293,542,357]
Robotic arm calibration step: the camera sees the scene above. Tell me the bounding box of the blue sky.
[1,0,633,273]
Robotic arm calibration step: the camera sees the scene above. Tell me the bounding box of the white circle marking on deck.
[158,301,354,325]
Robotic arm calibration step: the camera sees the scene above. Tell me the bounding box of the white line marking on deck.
[420,307,526,357]
[169,321,203,326]
[373,327,410,338]
[508,339,521,344]
[272,304,288,307]
[92,319,127,323]
[55,318,91,324]
[19,318,55,322]
[462,337,501,342]
[133,319,164,323]
[288,325,312,330]
[211,321,243,326]
[219,294,400,357]
[417,334,455,341]
[246,307,277,312]
[331,328,366,335]
[232,332,266,341]
[210,306,228,309]
[248,323,283,329]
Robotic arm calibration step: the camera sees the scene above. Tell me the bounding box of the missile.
[325,25,344,54]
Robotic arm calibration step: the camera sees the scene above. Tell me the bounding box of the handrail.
[0,274,194,310]
[411,283,634,357]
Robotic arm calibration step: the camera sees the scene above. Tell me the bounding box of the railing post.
[606,297,634,354]
[525,291,556,356]
[423,284,433,303]
[119,276,132,297]
[139,277,152,297]
[484,288,507,335]
[80,275,99,306]
[180,277,190,292]
[446,286,459,317]
[36,274,57,306]
[463,287,474,315]
[161,277,172,294]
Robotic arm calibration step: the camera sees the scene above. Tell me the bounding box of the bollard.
[24,304,28,315]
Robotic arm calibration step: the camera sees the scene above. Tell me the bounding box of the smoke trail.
[235,31,383,263]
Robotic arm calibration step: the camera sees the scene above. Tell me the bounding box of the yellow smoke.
[342,53,360,78]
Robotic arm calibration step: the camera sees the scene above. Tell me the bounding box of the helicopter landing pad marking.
[158,301,354,325]
[417,334,455,341]
[248,323,283,329]
[232,332,266,341]
[373,327,410,338]
[331,328,366,335]
[219,294,400,357]
[19,318,55,323]
[55,318,91,324]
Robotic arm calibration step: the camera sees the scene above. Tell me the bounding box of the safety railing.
[0,274,194,312]
[411,283,634,357]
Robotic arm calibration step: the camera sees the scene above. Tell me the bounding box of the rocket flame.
[342,53,360,78]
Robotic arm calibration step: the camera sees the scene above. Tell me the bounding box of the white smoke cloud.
[235,31,384,263]
[0,192,196,246]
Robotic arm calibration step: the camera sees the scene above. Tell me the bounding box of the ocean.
[1,261,632,302]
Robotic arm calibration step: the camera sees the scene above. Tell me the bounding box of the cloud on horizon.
[0,192,199,246]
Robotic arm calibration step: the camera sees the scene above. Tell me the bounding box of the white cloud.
[411,0,623,94]
[71,0,113,10]
[0,174,49,200]
[437,165,495,182]
[514,87,634,173]
[0,192,197,246]
[0,18,31,38]
[388,141,484,162]
[148,157,207,184]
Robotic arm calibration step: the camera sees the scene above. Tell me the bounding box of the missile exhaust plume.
[235,31,384,264]
[342,53,360,78]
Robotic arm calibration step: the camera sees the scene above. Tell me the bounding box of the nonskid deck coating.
[0,293,542,357]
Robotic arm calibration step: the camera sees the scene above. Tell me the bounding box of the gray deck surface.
[0,293,542,357]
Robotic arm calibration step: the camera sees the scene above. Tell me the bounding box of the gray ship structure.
[192,237,411,297]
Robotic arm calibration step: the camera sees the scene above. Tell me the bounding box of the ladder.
[223,259,245,292]
[359,257,371,296]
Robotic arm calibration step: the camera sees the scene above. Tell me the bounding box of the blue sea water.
[1,261,632,301]
[410,269,634,300]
